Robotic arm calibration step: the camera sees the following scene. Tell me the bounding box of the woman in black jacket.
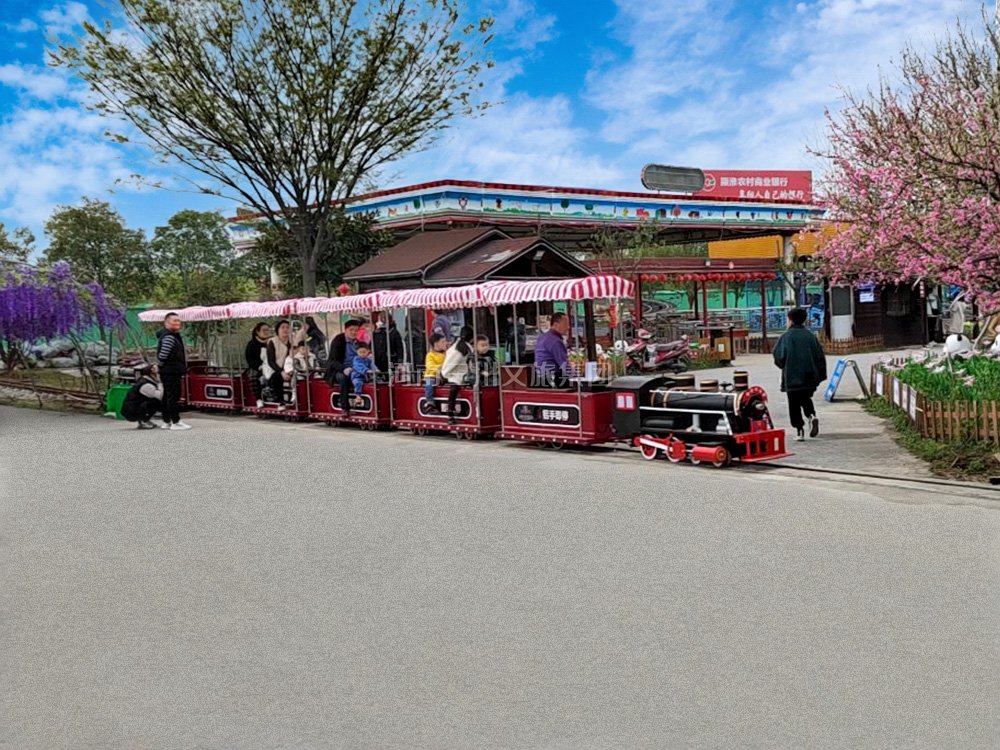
[244,322,271,407]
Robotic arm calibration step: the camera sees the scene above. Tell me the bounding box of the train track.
[0,378,103,404]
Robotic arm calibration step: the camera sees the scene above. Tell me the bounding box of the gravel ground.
[1,406,998,749]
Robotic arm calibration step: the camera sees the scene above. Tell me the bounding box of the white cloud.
[585,0,979,175]
[39,1,90,37]
[0,63,69,101]
[393,52,625,189]
[485,0,558,52]
[0,103,137,229]
[7,18,39,33]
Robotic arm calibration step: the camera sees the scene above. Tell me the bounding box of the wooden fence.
[871,365,1000,444]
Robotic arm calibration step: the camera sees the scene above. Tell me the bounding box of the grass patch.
[863,397,999,482]
[0,394,88,413]
[0,366,108,393]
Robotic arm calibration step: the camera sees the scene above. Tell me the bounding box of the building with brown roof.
[344,227,591,292]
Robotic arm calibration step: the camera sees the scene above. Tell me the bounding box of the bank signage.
[699,170,812,203]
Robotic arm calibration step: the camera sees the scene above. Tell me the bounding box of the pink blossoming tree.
[814,10,1000,311]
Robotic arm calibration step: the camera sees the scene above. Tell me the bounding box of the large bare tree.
[53,0,494,295]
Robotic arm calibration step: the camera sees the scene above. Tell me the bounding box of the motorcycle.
[619,329,691,375]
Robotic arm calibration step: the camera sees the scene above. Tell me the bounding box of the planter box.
[871,364,1000,444]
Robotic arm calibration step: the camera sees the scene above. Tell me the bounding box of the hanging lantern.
[337,282,351,296]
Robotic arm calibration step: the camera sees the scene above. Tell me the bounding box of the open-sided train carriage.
[382,284,502,439]
[480,277,630,448]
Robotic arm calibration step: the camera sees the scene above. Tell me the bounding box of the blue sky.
[0,0,982,245]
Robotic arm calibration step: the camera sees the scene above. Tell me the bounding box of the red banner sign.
[697,170,812,203]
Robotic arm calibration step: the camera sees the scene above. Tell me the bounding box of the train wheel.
[666,439,686,463]
[550,442,565,451]
[712,447,731,468]
[640,443,660,461]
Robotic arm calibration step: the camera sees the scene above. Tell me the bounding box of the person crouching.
[121,363,163,429]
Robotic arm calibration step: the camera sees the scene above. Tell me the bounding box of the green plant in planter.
[895,356,1000,402]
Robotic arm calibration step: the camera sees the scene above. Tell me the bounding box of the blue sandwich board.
[824,358,869,402]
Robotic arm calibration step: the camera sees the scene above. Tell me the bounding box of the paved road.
[699,350,935,477]
[1,406,998,748]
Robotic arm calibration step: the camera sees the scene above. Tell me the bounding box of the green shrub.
[895,356,1000,402]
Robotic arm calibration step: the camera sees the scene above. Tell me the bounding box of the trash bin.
[104,383,131,419]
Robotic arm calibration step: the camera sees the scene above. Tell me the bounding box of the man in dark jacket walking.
[156,312,190,430]
[773,307,827,442]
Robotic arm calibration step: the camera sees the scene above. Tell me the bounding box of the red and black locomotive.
[611,374,790,467]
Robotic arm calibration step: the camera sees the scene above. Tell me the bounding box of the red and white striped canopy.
[226,300,299,319]
[480,275,633,305]
[383,283,500,310]
[297,292,386,315]
[138,305,233,323]
[137,275,633,322]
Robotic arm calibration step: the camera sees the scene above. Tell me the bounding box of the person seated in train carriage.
[372,316,404,376]
[430,309,453,343]
[349,342,376,407]
[505,316,526,362]
[473,334,498,386]
[324,318,362,412]
[533,311,573,388]
[262,319,293,410]
[440,326,474,424]
[245,322,271,408]
[302,316,327,364]
[280,341,317,406]
[285,340,318,376]
[355,317,373,346]
[409,319,427,375]
[423,333,449,413]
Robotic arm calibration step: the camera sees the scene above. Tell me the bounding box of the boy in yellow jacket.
[423,333,448,411]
